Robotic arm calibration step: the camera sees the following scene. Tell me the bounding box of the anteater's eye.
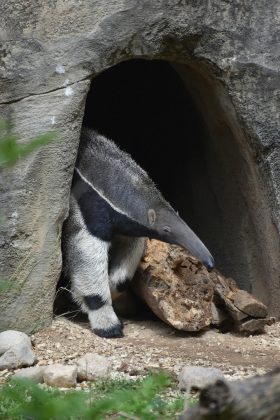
[148,209,156,226]
[163,225,171,233]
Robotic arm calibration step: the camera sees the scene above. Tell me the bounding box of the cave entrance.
[82,58,272,304]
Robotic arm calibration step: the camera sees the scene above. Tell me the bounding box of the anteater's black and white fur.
[62,129,214,338]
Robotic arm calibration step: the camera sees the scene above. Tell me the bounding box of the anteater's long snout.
[170,215,215,271]
[203,255,215,271]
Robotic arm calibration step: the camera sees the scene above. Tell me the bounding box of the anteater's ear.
[148,209,156,226]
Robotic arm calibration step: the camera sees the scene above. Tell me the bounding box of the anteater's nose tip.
[205,256,215,272]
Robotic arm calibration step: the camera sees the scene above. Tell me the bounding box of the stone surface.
[0,330,36,369]
[0,330,30,354]
[43,364,77,388]
[76,353,111,382]
[13,366,45,383]
[0,0,280,332]
[178,366,224,393]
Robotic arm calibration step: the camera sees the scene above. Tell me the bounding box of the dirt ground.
[31,314,280,382]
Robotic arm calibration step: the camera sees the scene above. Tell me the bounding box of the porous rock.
[43,364,77,388]
[132,240,272,333]
[133,240,214,331]
[0,330,36,369]
[76,353,111,382]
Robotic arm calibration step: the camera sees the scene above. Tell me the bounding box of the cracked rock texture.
[0,1,279,332]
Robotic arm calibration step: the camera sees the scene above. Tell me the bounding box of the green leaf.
[0,280,12,292]
[0,121,55,168]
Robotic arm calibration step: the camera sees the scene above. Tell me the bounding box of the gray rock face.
[76,353,111,382]
[0,1,280,331]
[178,366,224,393]
[0,330,36,369]
[13,366,45,383]
[43,364,77,388]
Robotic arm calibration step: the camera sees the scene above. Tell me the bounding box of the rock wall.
[0,0,279,332]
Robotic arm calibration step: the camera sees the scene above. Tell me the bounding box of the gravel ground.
[19,315,280,384]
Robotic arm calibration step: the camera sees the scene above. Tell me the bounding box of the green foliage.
[0,279,12,292]
[0,120,55,168]
[0,374,184,420]
[0,379,87,420]
[85,372,182,419]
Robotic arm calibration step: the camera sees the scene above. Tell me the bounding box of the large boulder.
[0,1,279,332]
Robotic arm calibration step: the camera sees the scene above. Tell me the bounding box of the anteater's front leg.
[68,227,123,338]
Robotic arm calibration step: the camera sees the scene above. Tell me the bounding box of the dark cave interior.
[80,58,274,304]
